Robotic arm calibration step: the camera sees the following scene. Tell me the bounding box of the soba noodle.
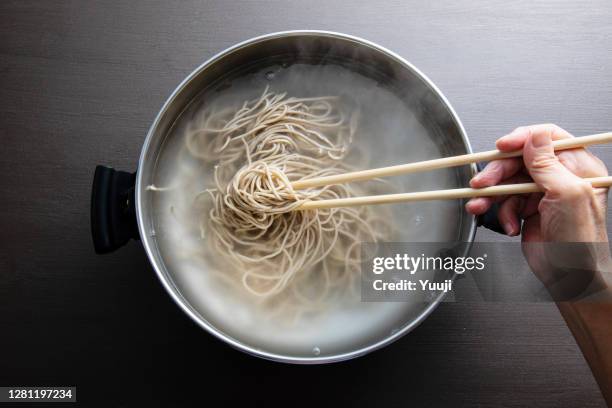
[151,86,392,318]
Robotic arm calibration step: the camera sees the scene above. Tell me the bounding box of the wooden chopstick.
[290,132,612,190]
[296,176,612,210]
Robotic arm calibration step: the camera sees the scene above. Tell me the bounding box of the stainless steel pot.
[91,31,499,364]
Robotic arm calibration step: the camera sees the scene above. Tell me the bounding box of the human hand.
[465,124,610,293]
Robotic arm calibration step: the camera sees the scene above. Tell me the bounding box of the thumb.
[523,129,585,195]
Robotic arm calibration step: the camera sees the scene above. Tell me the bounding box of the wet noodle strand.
[154,87,391,316]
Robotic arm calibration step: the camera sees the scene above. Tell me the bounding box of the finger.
[557,148,609,178]
[476,171,533,201]
[495,124,572,152]
[465,194,514,216]
[470,157,523,188]
[497,125,608,179]
[522,126,587,195]
[498,195,525,236]
[584,149,608,174]
[520,192,543,219]
[466,171,532,216]
[521,213,542,243]
[465,197,493,215]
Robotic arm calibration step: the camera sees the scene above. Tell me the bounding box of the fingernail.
[532,132,549,148]
[495,135,510,143]
[470,176,483,188]
[501,127,523,141]
[504,222,516,236]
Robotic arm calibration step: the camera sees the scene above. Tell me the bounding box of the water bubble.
[149,228,156,237]
[413,215,424,226]
[265,71,275,80]
[390,328,399,335]
[312,346,321,356]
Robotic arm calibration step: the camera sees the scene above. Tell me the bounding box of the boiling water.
[149,62,463,358]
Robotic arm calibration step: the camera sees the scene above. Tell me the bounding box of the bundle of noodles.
[177,87,391,317]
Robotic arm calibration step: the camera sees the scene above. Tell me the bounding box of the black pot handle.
[91,165,139,254]
[475,162,505,234]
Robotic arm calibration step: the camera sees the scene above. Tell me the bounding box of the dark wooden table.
[1,1,611,406]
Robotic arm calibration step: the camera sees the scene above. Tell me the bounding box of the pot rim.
[135,30,478,364]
